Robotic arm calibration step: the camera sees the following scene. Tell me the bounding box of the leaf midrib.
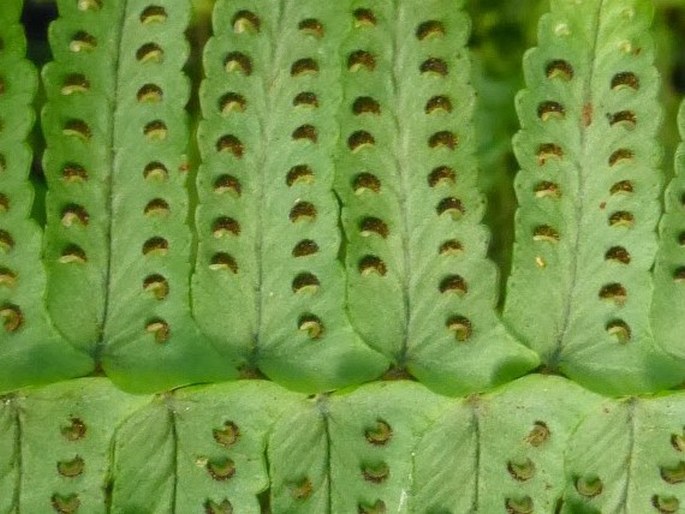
[391,0,414,365]
[252,1,286,364]
[470,402,481,513]
[550,0,606,366]
[320,399,333,514]
[169,406,179,514]
[96,0,128,363]
[613,399,636,514]
[11,399,22,514]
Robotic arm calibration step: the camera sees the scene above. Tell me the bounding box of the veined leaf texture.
[2,0,547,395]
[0,1,93,391]
[4,375,685,513]
[3,0,685,511]
[191,0,388,391]
[504,0,683,394]
[41,0,234,391]
[333,0,538,394]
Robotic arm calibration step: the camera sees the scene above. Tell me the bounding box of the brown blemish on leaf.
[362,462,390,483]
[364,420,393,446]
[232,10,260,33]
[582,103,593,127]
[51,493,80,513]
[213,421,240,448]
[525,421,549,446]
[206,457,236,481]
[57,456,85,477]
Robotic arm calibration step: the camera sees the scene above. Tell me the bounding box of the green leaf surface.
[41,0,234,391]
[110,400,174,514]
[191,0,387,391]
[504,0,681,394]
[328,382,452,512]
[0,397,19,514]
[2,374,670,513]
[652,100,685,363]
[333,0,537,396]
[268,375,601,513]
[0,378,148,513]
[269,380,452,513]
[411,397,476,514]
[268,397,330,513]
[111,380,302,513]
[411,374,602,513]
[562,393,685,513]
[0,0,93,393]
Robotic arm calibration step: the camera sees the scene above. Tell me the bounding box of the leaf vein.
[96,0,128,364]
[552,0,606,365]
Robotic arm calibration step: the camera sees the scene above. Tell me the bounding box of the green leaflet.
[192,0,387,391]
[41,0,233,391]
[561,393,685,513]
[268,375,601,512]
[0,378,148,513]
[327,382,452,512]
[504,0,680,394]
[411,375,601,513]
[2,374,672,513]
[0,0,93,392]
[652,100,685,361]
[111,380,302,513]
[268,398,330,512]
[110,402,175,514]
[334,0,537,395]
[268,381,451,513]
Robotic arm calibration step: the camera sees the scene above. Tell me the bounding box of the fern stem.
[168,405,179,514]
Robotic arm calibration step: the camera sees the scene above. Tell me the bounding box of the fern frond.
[191,0,387,391]
[0,0,93,392]
[561,393,685,512]
[412,375,601,512]
[333,0,537,394]
[2,378,148,512]
[41,0,232,391]
[0,375,635,512]
[652,100,685,361]
[268,376,600,511]
[504,0,679,394]
[111,381,301,512]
